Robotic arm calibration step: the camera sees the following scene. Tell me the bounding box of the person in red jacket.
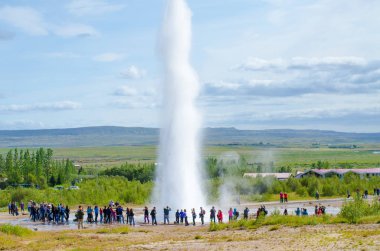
[217,210,223,223]
[284,192,288,203]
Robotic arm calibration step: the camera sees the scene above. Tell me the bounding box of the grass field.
[2,145,379,169]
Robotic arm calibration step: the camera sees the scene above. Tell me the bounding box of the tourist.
[151,207,157,225]
[210,206,216,223]
[217,210,223,223]
[175,210,180,224]
[284,193,288,203]
[283,208,288,215]
[20,201,25,212]
[191,208,197,226]
[315,191,320,200]
[128,208,135,226]
[364,190,369,199]
[126,208,129,224]
[163,206,171,224]
[243,207,249,220]
[65,205,70,222]
[180,209,184,224]
[314,205,318,215]
[199,207,205,225]
[87,206,93,223]
[94,205,99,223]
[280,192,283,203]
[76,206,84,229]
[59,204,65,223]
[144,206,150,224]
[184,209,189,226]
[295,207,301,216]
[233,208,239,220]
[116,205,124,224]
[228,208,233,222]
[99,207,103,223]
[302,208,308,216]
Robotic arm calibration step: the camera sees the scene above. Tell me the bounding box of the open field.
[0,223,379,250]
[2,145,379,169]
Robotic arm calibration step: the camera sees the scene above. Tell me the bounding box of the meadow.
[1,144,379,169]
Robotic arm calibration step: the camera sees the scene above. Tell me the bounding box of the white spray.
[153,0,205,211]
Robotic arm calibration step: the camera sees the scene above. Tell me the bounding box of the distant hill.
[0,126,380,148]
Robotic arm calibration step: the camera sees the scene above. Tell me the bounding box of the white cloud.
[0,101,81,112]
[93,53,124,62]
[120,65,146,79]
[66,0,125,16]
[53,24,98,38]
[0,6,48,35]
[0,6,99,38]
[237,57,367,71]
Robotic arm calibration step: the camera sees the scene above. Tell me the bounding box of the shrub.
[339,197,374,223]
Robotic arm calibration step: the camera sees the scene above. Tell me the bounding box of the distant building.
[243,173,292,181]
[296,168,380,179]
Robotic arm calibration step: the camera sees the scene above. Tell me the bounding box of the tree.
[49,175,56,186]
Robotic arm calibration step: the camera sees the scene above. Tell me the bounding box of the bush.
[339,197,380,223]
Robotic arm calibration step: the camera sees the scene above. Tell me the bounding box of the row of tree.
[0,148,77,189]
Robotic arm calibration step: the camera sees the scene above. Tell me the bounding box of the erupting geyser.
[153,0,205,210]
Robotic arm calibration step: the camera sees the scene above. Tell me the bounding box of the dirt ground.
[1,219,380,250]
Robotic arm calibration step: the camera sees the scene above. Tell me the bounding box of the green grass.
[1,145,379,169]
[95,226,130,234]
[0,224,33,237]
[208,214,372,231]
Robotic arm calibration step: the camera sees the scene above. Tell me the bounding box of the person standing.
[228,208,233,222]
[129,208,135,226]
[94,206,99,223]
[217,210,223,223]
[175,210,180,224]
[65,205,70,222]
[280,192,283,203]
[243,207,249,220]
[163,206,171,224]
[20,201,25,212]
[184,209,189,226]
[199,207,205,225]
[191,208,196,226]
[284,193,288,203]
[144,206,150,224]
[76,206,84,229]
[210,206,216,223]
[150,207,157,225]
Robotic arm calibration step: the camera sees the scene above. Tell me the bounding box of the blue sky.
[1,0,380,132]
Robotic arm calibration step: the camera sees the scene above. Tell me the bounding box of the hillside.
[0,126,380,148]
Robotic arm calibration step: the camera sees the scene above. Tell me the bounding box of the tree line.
[0,148,77,189]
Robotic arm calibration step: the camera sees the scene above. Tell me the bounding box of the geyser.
[153,0,205,210]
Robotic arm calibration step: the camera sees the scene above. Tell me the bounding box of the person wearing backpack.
[76,206,84,229]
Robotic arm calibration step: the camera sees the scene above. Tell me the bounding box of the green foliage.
[100,162,154,183]
[0,224,33,236]
[339,197,380,223]
[0,176,153,207]
[0,148,76,188]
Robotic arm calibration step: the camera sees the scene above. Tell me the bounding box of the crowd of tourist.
[10,189,380,230]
